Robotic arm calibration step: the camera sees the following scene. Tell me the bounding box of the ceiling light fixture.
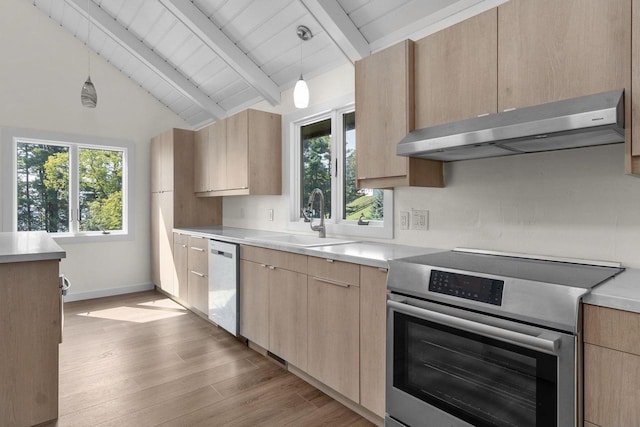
[294,25,312,109]
[81,0,97,108]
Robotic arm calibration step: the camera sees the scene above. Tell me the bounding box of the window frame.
[2,128,135,243]
[286,95,393,239]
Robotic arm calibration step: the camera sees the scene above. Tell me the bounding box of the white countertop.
[176,226,640,312]
[174,226,438,268]
[584,269,640,313]
[0,231,66,263]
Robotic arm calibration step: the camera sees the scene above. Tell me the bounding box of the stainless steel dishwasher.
[208,240,239,336]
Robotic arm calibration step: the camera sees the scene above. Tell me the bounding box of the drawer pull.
[190,270,205,277]
[315,277,350,288]
[260,264,267,268]
[325,259,334,263]
[378,267,388,273]
[268,265,276,270]
[190,247,205,252]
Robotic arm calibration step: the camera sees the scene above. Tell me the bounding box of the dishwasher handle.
[211,249,234,259]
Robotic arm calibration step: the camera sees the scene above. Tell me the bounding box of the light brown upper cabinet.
[193,127,210,193]
[355,40,443,189]
[196,109,282,196]
[194,120,227,193]
[415,9,497,128]
[498,0,630,111]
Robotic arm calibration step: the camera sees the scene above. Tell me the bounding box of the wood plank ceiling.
[32,0,495,128]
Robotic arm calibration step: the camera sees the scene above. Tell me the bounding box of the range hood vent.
[397,90,625,162]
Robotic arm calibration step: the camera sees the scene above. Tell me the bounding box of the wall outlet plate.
[400,211,410,230]
[268,209,274,221]
[411,209,428,231]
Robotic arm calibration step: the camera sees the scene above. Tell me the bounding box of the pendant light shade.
[294,25,312,109]
[81,76,97,108]
[81,0,97,108]
[293,75,309,109]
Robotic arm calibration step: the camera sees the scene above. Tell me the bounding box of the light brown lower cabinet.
[360,265,388,417]
[173,232,189,302]
[307,257,360,403]
[0,259,61,426]
[584,304,640,427]
[240,259,269,348]
[187,236,208,315]
[268,267,308,370]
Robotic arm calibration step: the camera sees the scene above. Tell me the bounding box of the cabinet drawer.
[307,256,359,287]
[188,246,207,276]
[584,304,640,356]
[174,232,189,246]
[240,245,307,273]
[188,235,209,251]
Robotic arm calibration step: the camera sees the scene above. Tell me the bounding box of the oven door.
[386,296,577,427]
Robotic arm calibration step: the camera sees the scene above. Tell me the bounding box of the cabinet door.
[415,9,497,127]
[359,266,388,417]
[226,110,249,190]
[151,191,174,293]
[210,119,227,191]
[269,268,307,370]
[173,233,188,300]
[631,0,640,173]
[194,127,210,193]
[151,130,174,193]
[498,0,630,111]
[307,275,360,402]
[584,343,640,426]
[239,260,269,348]
[355,40,412,184]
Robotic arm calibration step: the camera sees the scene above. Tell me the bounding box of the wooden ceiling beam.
[160,0,281,106]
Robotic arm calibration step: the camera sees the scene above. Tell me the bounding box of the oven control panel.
[429,270,504,306]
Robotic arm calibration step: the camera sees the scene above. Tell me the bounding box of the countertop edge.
[0,231,66,264]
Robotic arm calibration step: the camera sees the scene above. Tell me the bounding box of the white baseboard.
[63,282,155,302]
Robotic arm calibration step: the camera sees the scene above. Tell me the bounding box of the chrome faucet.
[301,188,326,238]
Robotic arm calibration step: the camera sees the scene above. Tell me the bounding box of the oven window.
[393,312,557,427]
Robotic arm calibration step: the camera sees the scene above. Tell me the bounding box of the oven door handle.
[388,300,560,355]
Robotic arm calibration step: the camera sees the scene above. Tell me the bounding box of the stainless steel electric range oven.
[385,249,623,427]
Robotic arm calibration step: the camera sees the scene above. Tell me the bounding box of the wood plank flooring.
[48,290,373,427]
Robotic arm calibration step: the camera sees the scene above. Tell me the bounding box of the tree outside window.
[16,140,124,234]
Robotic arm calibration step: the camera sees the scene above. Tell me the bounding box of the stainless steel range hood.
[396,90,625,162]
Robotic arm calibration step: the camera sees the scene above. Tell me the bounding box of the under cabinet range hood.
[397,90,625,162]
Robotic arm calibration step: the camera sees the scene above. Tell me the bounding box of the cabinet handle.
[314,277,350,288]
[268,265,276,270]
[190,270,205,277]
[181,245,187,248]
[260,264,267,268]
[190,247,205,252]
[325,259,334,263]
[378,267,388,273]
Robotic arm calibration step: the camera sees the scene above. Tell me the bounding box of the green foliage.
[16,142,123,233]
[302,134,332,218]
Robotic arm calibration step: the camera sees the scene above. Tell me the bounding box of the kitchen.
[1,0,639,426]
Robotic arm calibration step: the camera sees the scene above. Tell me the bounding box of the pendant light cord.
[87,0,91,76]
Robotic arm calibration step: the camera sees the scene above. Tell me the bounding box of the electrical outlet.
[411,209,429,231]
[400,211,410,230]
[268,208,274,221]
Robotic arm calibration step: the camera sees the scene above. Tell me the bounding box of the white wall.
[0,0,191,299]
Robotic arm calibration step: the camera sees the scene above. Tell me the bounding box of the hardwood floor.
[51,290,374,427]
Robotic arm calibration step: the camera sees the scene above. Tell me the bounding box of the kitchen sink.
[245,234,357,248]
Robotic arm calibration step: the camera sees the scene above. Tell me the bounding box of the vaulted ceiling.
[33,0,501,128]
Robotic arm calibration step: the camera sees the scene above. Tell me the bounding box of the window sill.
[51,231,132,244]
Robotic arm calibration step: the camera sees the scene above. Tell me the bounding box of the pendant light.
[294,25,312,109]
[81,0,97,108]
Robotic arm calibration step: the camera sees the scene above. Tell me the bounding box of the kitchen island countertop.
[0,231,66,263]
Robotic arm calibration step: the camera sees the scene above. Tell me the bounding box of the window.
[290,100,393,238]
[3,128,133,241]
